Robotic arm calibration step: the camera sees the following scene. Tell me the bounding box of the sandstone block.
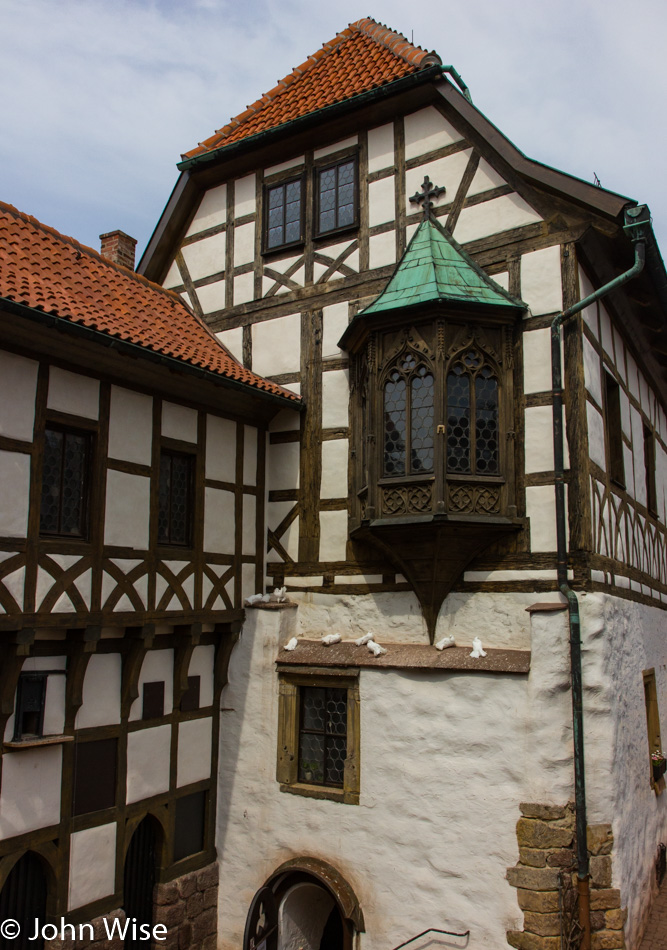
[203,887,218,909]
[520,848,547,868]
[590,911,606,930]
[179,874,198,900]
[546,849,574,868]
[507,866,561,890]
[156,882,180,906]
[522,912,561,936]
[517,819,573,850]
[178,922,193,950]
[161,903,186,930]
[591,930,624,950]
[507,930,560,950]
[587,824,613,856]
[516,889,560,913]
[187,891,205,919]
[589,889,622,911]
[520,803,567,820]
[192,909,217,943]
[590,855,612,888]
[197,864,219,891]
[202,936,218,950]
[604,908,627,930]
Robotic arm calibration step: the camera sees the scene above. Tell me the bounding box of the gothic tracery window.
[383,352,434,476]
[446,349,499,476]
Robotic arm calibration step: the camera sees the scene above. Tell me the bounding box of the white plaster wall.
[234,273,254,305]
[43,673,66,735]
[405,149,471,216]
[404,106,463,159]
[467,157,507,197]
[268,443,300,491]
[0,451,30,537]
[520,245,562,316]
[524,406,555,474]
[234,223,255,267]
[320,440,348,499]
[582,337,602,407]
[321,370,349,429]
[525,485,558,552]
[162,402,198,443]
[369,231,396,269]
[242,494,256,556]
[68,823,117,910]
[126,724,171,803]
[252,314,301,378]
[631,407,646,507]
[454,194,542,246]
[181,232,226,282]
[367,124,394,173]
[243,426,257,486]
[108,386,153,464]
[0,350,38,440]
[216,327,244,364]
[522,328,551,395]
[76,654,122,729]
[198,280,226,315]
[47,368,99,419]
[186,183,227,236]
[235,175,256,218]
[318,510,347,561]
[265,157,305,176]
[586,402,606,471]
[268,501,299,561]
[313,136,357,159]
[129,648,174,722]
[215,602,580,950]
[204,487,235,554]
[0,746,62,837]
[368,177,395,228]
[600,303,614,361]
[322,302,349,359]
[177,717,213,786]
[206,416,237,482]
[104,471,150,549]
[188,645,215,708]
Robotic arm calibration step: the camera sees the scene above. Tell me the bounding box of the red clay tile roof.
[0,202,299,403]
[183,18,439,159]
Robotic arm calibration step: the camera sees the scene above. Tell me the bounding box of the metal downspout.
[550,204,649,949]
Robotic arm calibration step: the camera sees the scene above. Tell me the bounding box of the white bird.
[245,593,263,605]
[435,635,456,650]
[354,632,374,646]
[367,640,387,656]
[261,593,271,603]
[322,633,342,646]
[470,637,487,658]
[271,586,287,603]
[283,637,298,651]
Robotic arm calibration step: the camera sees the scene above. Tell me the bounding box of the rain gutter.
[551,203,650,950]
[0,298,302,412]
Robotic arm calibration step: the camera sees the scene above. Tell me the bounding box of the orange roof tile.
[183,18,439,159]
[0,202,299,403]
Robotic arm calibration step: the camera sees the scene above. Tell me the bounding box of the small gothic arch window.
[383,351,434,477]
[446,348,499,476]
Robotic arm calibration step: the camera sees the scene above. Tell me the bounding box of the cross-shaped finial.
[409,175,446,218]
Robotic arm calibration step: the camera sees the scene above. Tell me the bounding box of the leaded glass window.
[298,686,348,787]
[265,178,303,250]
[383,352,434,476]
[446,350,499,475]
[39,426,91,537]
[316,159,357,235]
[158,451,194,546]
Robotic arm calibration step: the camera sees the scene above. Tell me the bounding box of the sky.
[2,0,667,259]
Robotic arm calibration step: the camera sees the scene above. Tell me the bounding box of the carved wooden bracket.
[0,628,35,738]
[173,622,203,710]
[65,626,101,731]
[121,624,155,719]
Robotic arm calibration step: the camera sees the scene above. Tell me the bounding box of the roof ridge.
[0,200,186,309]
[183,18,436,160]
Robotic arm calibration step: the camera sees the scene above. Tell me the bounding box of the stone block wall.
[506,803,626,950]
[154,862,219,950]
[46,909,126,950]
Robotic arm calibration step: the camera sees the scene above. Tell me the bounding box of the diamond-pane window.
[298,686,348,787]
[316,159,357,235]
[446,351,499,476]
[158,451,194,546]
[40,426,91,538]
[265,177,304,250]
[383,354,434,476]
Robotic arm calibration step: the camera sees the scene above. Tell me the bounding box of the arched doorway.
[123,817,159,949]
[0,852,47,950]
[279,881,339,950]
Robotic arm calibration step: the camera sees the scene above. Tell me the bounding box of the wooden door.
[0,853,47,950]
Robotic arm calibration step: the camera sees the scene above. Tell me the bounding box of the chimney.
[99,230,137,270]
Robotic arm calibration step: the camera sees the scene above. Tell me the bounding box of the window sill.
[313,224,359,245]
[279,782,359,805]
[4,734,74,751]
[262,241,305,260]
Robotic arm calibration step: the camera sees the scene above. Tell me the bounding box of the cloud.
[2,0,666,253]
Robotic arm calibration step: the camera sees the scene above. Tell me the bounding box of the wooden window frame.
[39,422,93,540]
[313,152,359,241]
[13,672,47,740]
[643,669,663,790]
[603,371,625,489]
[276,670,360,805]
[644,423,658,516]
[262,174,305,255]
[157,448,195,548]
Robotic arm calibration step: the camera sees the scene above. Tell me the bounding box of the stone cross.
[409,176,446,217]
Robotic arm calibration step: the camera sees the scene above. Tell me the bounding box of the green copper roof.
[361,216,524,315]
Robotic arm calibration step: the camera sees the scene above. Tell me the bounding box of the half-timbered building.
[137,17,667,950]
[0,203,298,949]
